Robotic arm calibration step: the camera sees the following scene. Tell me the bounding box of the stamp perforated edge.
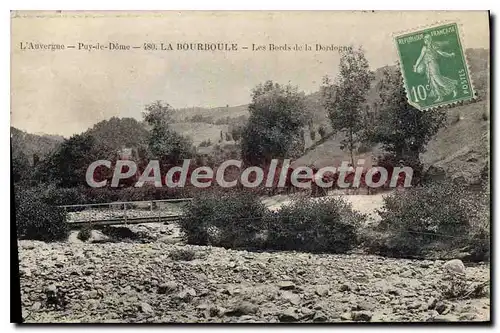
[392,20,477,111]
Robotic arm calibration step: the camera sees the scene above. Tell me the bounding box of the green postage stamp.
[395,22,475,110]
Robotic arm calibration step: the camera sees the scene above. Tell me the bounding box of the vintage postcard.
[11,11,490,324]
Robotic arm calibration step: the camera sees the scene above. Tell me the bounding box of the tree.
[33,153,40,167]
[231,126,243,142]
[12,149,30,183]
[322,47,374,166]
[318,125,326,140]
[143,101,193,165]
[11,133,30,183]
[241,81,307,166]
[371,68,446,160]
[36,133,97,187]
[85,117,149,156]
[309,128,316,141]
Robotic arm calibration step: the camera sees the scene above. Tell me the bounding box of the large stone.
[427,297,437,310]
[315,285,329,297]
[278,281,296,290]
[282,291,301,305]
[312,311,328,322]
[157,282,178,294]
[209,305,227,317]
[89,230,110,243]
[354,300,376,311]
[431,314,459,322]
[225,302,258,317]
[139,302,154,315]
[443,259,466,277]
[435,301,448,315]
[339,283,352,292]
[459,313,477,321]
[45,284,57,294]
[278,309,300,322]
[340,312,352,321]
[176,287,197,301]
[351,311,372,322]
[31,302,41,311]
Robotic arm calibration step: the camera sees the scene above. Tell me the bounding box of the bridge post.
[124,203,127,225]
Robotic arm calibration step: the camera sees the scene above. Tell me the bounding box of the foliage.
[370,69,446,160]
[189,114,214,123]
[463,189,490,261]
[34,133,98,187]
[85,117,150,156]
[198,139,211,147]
[179,190,267,248]
[12,148,30,183]
[230,125,243,142]
[482,110,489,121]
[317,125,326,139]
[322,47,374,165]
[77,225,92,242]
[169,248,196,261]
[15,186,69,242]
[309,127,316,141]
[266,197,364,253]
[361,181,490,260]
[143,101,194,164]
[82,185,192,203]
[11,127,63,163]
[241,81,307,166]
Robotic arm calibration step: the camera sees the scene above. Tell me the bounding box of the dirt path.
[262,192,389,223]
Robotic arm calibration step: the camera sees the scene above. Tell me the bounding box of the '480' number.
[411,84,430,102]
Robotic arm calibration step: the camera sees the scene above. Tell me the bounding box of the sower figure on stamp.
[413,34,458,103]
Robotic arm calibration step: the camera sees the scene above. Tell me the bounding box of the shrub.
[179,190,267,248]
[43,185,86,206]
[266,197,365,253]
[356,142,373,154]
[15,186,69,242]
[462,189,490,261]
[362,181,490,260]
[451,112,461,124]
[482,110,489,121]
[77,225,92,242]
[169,248,196,261]
[83,187,123,204]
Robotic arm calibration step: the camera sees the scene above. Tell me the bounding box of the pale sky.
[11,11,489,137]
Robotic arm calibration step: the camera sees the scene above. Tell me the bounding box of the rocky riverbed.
[18,234,490,323]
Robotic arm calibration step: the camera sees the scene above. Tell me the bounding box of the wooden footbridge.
[58,198,192,228]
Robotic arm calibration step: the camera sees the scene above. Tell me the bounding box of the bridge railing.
[59,198,192,226]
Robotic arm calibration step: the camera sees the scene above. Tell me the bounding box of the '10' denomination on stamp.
[395,23,475,110]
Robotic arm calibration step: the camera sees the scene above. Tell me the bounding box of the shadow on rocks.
[93,226,155,244]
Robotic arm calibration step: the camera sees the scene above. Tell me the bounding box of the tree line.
[241,47,446,172]
[12,46,446,191]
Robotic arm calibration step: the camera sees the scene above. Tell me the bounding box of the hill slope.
[294,48,489,183]
[11,127,64,163]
